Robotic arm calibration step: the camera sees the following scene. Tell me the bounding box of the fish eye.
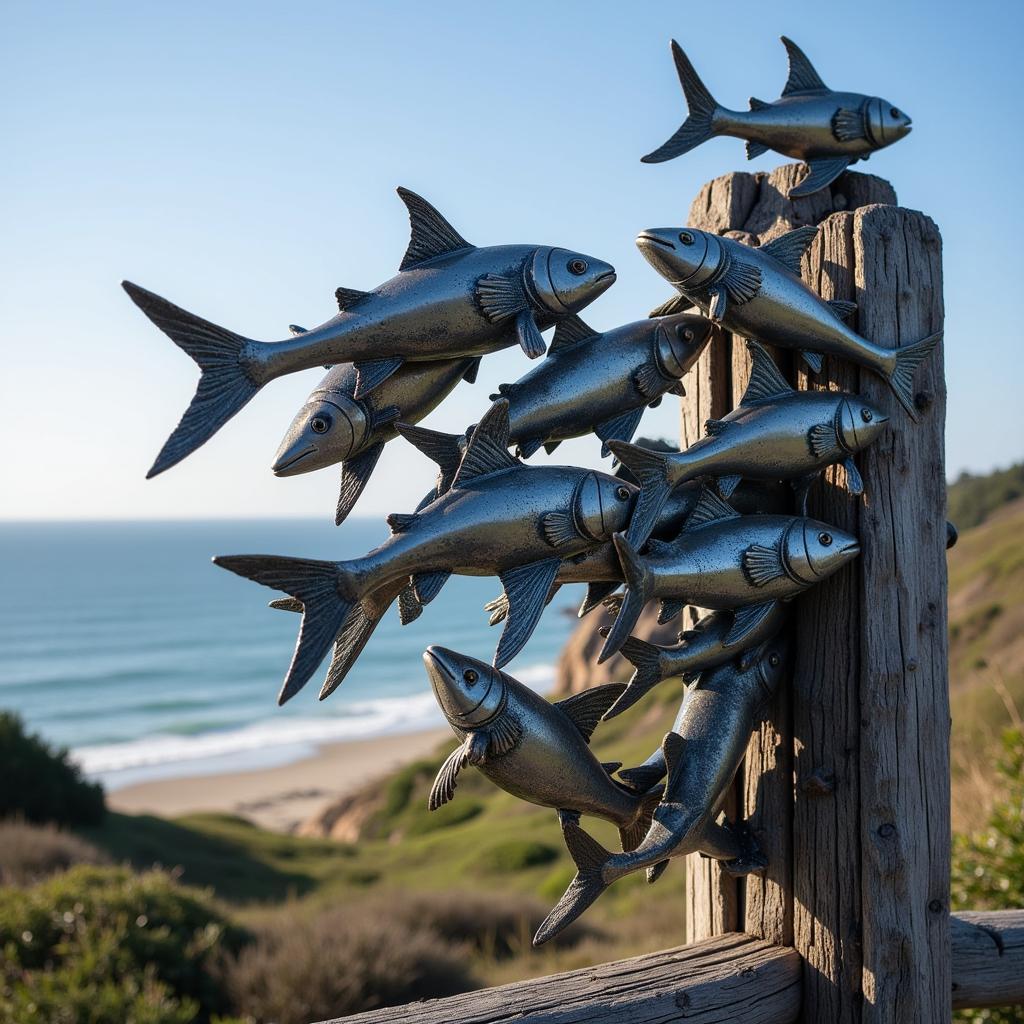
[678,231,695,246]
[615,486,630,501]
[463,669,478,685]
[819,532,833,547]
[768,652,781,667]
[890,107,900,118]
[568,258,588,276]
[310,414,332,434]
[861,408,873,423]
[679,326,695,341]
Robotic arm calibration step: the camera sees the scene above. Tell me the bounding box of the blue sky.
[2,0,1021,520]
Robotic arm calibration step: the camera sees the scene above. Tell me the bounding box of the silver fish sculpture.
[124,187,615,477]
[424,646,661,851]
[534,634,790,946]
[604,601,790,720]
[637,223,940,420]
[611,340,888,545]
[597,487,858,662]
[272,353,478,525]
[643,37,912,197]
[214,400,640,704]
[490,312,716,458]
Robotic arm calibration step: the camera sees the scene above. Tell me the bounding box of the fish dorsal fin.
[759,225,818,276]
[387,511,418,534]
[428,745,468,810]
[683,487,740,532]
[550,314,599,353]
[554,682,628,744]
[452,400,517,487]
[780,36,829,96]
[705,417,730,437]
[396,186,473,271]
[741,341,794,405]
[662,731,685,788]
[396,423,465,488]
[649,292,695,319]
[335,287,371,312]
[748,96,771,110]
[288,324,306,336]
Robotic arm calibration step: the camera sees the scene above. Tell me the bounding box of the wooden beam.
[327,932,801,1023]
[951,909,1024,1010]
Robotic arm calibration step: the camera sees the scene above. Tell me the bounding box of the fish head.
[783,519,860,585]
[836,397,889,453]
[654,314,718,379]
[866,97,912,148]
[754,631,791,692]
[424,646,506,727]
[636,227,723,291]
[272,384,367,476]
[528,247,616,315]
[573,471,637,541]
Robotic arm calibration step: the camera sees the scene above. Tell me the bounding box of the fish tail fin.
[617,760,667,794]
[533,823,613,946]
[122,282,263,477]
[213,554,357,704]
[618,788,663,852]
[606,441,675,548]
[884,331,942,420]
[604,637,664,719]
[641,40,722,163]
[598,533,653,664]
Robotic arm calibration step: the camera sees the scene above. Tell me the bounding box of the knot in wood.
[877,822,897,839]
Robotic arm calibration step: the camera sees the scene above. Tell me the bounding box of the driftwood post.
[680,164,950,1021]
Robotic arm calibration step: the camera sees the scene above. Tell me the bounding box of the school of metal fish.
[123,34,936,947]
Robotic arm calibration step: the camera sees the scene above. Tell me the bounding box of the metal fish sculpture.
[272,353,479,525]
[534,635,790,945]
[214,400,640,705]
[124,187,615,477]
[636,223,940,421]
[611,340,888,545]
[423,646,661,851]
[597,487,858,662]
[604,601,790,720]
[490,313,716,458]
[643,37,912,198]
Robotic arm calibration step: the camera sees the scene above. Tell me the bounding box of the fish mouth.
[637,232,676,251]
[272,443,317,475]
[595,269,617,284]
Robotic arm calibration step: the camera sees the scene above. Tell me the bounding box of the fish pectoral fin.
[800,348,824,374]
[619,787,663,852]
[759,225,818,276]
[494,558,562,668]
[335,286,371,312]
[353,357,404,399]
[789,156,852,198]
[541,512,578,547]
[549,314,599,353]
[515,309,547,359]
[831,107,867,143]
[633,363,669,402]
[843,457,864,496]
[554,682,629,743]
[780,36,829,97]
[428,744,469,810]
[465,731,491,765]
[397,186,473,271]
[452,400,518,488]
[649,292,695,319]
[708,287,727,322]
[595,407,645,457]
[808,419,840,459]
[336,443,385,527]
[725,601,780,646]
[740,340,794,404]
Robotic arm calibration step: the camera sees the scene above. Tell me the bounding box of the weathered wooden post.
[680,164,950,1021]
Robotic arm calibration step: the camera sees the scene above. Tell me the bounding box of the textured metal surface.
[637,224,940,420]
[124,187,614,477]
[534,634,791,946]
[643,37,911,197]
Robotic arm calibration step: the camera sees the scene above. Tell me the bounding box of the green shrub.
[948,463,1024,531]
[218,907,475,1024]
[404,798,484,836]
[0,711,105,826]
[0,865,244,1023]
[478,839,558,873]
[0,820,108,886]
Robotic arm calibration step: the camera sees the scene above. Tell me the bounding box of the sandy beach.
[108,727,450,833]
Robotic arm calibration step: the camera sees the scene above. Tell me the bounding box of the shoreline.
[107,727,451,833]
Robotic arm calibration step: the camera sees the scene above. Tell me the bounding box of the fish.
[597,487,858,662]
[604,601,790,720]
[490,312,717,458]
[533,635,791,945]
[123,187,615,477]
[609,340,888,545]
[642,37,913,197]
[214,399,640,705]
[423,646,662,851]
[272,354,479,525]
[636,223,940,420]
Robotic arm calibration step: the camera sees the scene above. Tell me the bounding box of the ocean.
[0,520,581,790]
